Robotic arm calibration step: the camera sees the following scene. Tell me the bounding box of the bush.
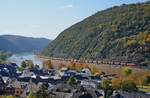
[67,76,77,86]
[143,75,150,85]
[121,80,137,92]
[122,67,132,77]
[112,78,122,90]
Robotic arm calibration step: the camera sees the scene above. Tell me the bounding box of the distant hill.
[43,1,150,66]
[0,35,51,53]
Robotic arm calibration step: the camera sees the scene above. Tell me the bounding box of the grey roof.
[71,86,98,98]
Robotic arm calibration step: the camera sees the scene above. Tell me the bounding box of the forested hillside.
[0,35,50,53]
[43,1,150,66]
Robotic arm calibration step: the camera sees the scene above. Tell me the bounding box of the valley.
[0,1,150,98]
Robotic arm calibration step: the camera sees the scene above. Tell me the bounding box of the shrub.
[121,80,137,92]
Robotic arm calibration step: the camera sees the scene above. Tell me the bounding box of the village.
[0,59,150,98]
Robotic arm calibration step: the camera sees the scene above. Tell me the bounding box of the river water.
[7,53,43,67]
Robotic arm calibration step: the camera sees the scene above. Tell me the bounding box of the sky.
[0,0,148,40]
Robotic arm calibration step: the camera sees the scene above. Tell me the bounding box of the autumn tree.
[122,67,132,78]
[43,59,53,70]
[26,60,34,69]
[68,61,76,70]
[90,65,101,76]
[112,78,122,90]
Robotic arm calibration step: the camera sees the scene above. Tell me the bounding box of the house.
[20,69,34,78]
[5,86,15,96]
[0,63,18,77]
[61,67,68,72]
[2,76,9,83]
[61,75,70,82]
[31,69,44,76]
[111,93,124,98]
[48,83,55,91]
[71,86,100,98]
[0,66,9,76]
[91,75,101,83]
[48,69,58,76]
[74,74,89,82]
[64,70,77,77]
[59,67,68,76]
[36,75,49,83]
[21,81,40,98]
[80,80,98,89]
[80,68,91,77]
[48,84,74,98]
[7,79,27,97]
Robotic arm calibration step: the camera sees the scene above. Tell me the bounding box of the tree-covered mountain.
[0,35,51,53]
[43,1,150,66]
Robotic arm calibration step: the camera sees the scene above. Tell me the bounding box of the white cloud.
[61,4,73,9]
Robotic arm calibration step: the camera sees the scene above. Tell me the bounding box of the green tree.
[21,61,27,68]
[17,67,24,72]
[67,76,76,86]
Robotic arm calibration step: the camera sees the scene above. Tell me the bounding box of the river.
[7,53,43,67]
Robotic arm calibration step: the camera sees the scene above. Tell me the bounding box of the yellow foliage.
[128,72,150,86]
[68,62,91,72]
[90,65,101,76]
[43,59,53,70]
[25,60,34,69]
[138,32,150,45]
[126,39,137,46]
[68,61,76,70]
[112,78,122,90]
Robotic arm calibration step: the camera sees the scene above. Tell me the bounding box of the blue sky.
[0,0,148,39]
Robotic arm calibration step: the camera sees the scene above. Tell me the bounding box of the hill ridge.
[43,1,150,66]
[0,35,51,53]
